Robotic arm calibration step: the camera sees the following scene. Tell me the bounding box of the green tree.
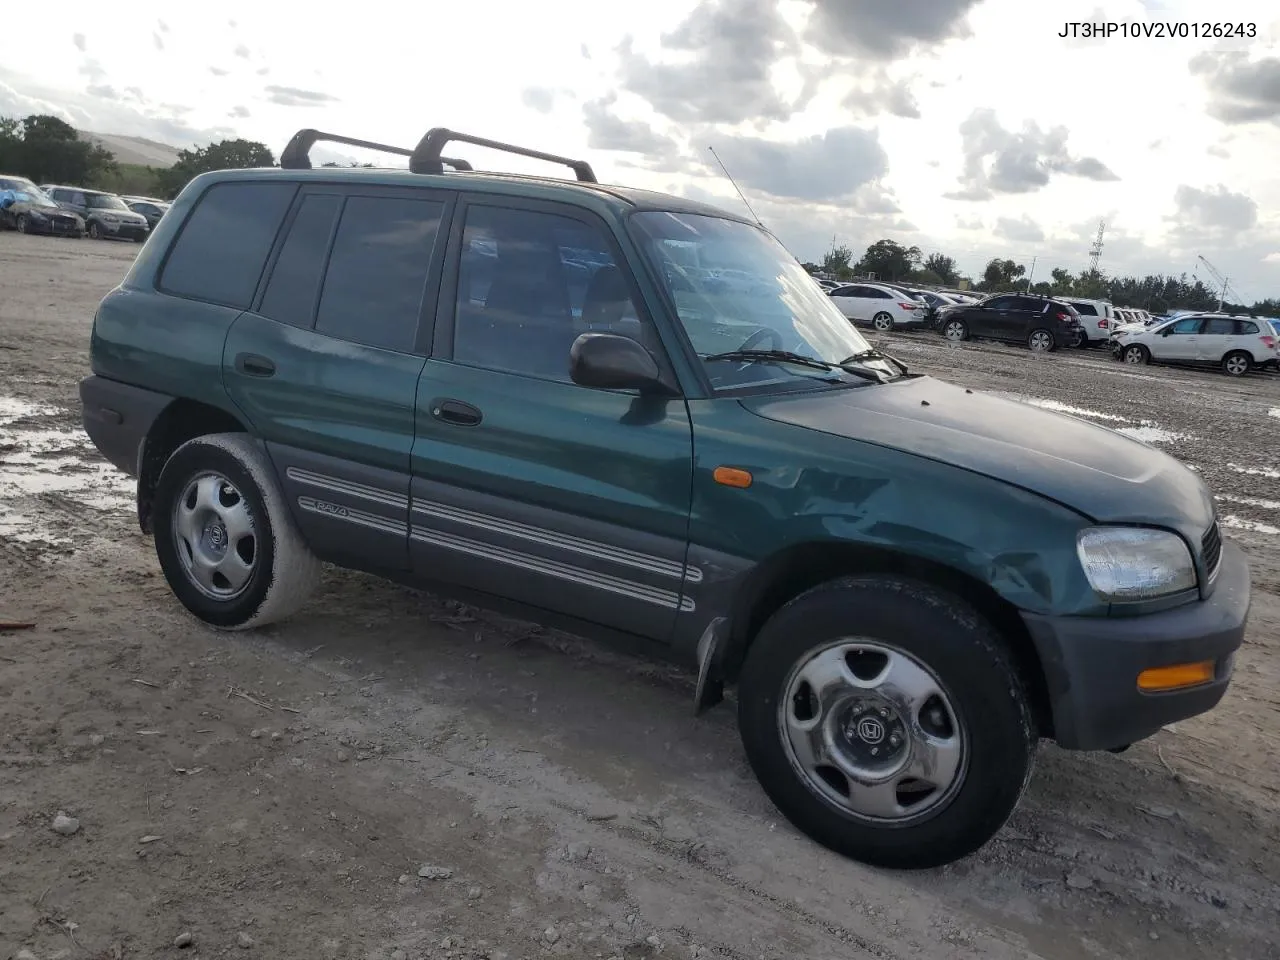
[0,114,116,185]
[855,239,922,281]
[156,138,275,199]
[821,244,854,278]
[980,258,1025,291]
[921,253,959,285]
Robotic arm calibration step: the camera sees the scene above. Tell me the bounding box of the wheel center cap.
[854,716,886,744]
[205,521,227,552]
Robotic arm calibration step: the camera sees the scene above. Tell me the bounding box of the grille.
[1202,520,1222,583]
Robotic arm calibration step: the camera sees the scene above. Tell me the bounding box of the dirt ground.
[2,231,1278,960]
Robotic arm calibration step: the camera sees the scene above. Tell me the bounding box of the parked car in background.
[937,294,1085,352]
[1114,307,1153,327]
[1061,297,1116,347]
[42,185,151,241]
[1111,313,1278,376]
[827,281,927,331]
[0,176,85,237]
[901,288,965,328]
[122,196,171,230]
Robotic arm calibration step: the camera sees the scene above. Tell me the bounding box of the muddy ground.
[1,231,1278,960]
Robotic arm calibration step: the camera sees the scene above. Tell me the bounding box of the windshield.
[87,193,129,210]
[629,211,895,392]
[0,178,52,204]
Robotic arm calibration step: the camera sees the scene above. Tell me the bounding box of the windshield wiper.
[701,349,837,371]
[838,348,909,378]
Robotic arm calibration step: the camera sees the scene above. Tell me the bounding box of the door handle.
[235,353,276,378]
[430,398,483,426]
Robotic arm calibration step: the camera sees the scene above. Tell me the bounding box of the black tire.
[872,312,895,333]
[942,318,968,342]
[1222,351,1251,377]
[737,576,1036,869]
[151,433,322,630]
[87,221,102,240]
[15,214,28,234]
[1027,328,1056,353]
[1122,344,1149,365]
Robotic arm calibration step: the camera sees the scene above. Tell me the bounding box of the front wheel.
[151,433,322,630]
[1123,344,1149,365]
[736,576,1036,869]
[87,221,102,240]
[15,214,29,234]
[872,312,895,333]
[1222,351,1251,377]
[942,319,968,342]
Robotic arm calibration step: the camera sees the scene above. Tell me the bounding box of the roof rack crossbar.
[410,127,597,182]
[279,129,472,172]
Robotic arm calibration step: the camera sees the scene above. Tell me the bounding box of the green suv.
[80,127,1251,870]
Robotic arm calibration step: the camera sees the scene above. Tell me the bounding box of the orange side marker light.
[1136,660,1214,692]
[713,466,753,489]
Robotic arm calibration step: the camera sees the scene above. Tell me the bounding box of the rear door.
[408,195,696,642]
[222,182,453,571]
[1196,316,1237,362]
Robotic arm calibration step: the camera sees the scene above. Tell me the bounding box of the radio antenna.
[708,145,763,227]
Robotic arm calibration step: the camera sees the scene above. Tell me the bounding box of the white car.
[826,282,927,332]
[1061,297,1117,347]
[1111,312,1279,377]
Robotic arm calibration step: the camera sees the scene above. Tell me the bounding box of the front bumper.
[1021,540,1250,751]
[101,220,150,240]
[28,216,82,236]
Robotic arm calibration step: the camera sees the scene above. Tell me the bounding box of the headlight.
[1076,527,1196,600]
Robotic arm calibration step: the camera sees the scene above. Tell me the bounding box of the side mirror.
[570,332,669,393]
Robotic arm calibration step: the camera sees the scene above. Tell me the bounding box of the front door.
[409,196,696,642]
[222,183,453,571]
[1157,316,1204,360]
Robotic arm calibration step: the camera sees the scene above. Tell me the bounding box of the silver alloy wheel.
[778,639,966,823]
[1224,354,1249,376]
[943,320,966,341]
[16,215,28,233]
[1029,330,1053,352]
[1123,345,1146,364]
[873,312,894,332]
[172,471,258,600]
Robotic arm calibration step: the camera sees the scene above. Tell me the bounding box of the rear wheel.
[1222,351,1251,377]
[1027,329,1055,353]
[15,214,29,234]
[736,576,1036,869]
[151,433,321,630]
[942,319,968,342]
[1123,344,1149,365]
[872,312,895,333]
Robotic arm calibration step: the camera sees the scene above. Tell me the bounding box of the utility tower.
[1086,220,1105,274]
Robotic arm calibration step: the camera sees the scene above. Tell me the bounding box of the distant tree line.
[805,239,1278,318]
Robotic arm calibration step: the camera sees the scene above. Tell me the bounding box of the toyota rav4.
[80,126,1251,870]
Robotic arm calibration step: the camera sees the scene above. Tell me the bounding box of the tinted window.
[984,296,1015,309]
[1203,317,1236,336]
[1239,320,1259,335]
[847,286,875,298]
[1071,302,1098,316]
[453,205,651,383]
[866,287,894,299]
[259,194,342,329]
[160,181,296,309]
[313,195,444,352]
[1169,317,1202,335]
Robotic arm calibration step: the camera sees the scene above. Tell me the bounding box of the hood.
[740,376,1214,535]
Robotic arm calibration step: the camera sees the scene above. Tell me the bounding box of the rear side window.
[259,194,342,329]
[314,194,445,353]
[1072,303,1097,316]
[1203,317,1236,336]
[160,181,296,309]
[1239,320,1259,335]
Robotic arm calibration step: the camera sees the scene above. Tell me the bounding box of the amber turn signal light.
[713,466,753,488]
[1136,660,1215,692]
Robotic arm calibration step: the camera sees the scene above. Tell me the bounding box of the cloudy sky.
[4,0,1279,300]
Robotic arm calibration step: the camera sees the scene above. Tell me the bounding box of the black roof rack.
[409,127,597,183]
[279,129,473,172]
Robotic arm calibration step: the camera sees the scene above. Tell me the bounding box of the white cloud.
[4,0,1279,299]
